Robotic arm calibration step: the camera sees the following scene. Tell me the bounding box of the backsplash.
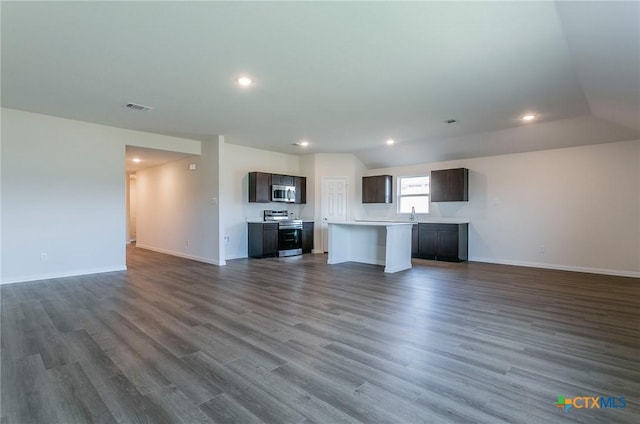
[243,203,304,221]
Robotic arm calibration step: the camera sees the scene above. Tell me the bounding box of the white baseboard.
[312,249,325,254]
[135,243,225,266]
[470,257,640,278]
[1,265,127,285]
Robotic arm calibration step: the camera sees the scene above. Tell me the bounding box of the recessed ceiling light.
[521,114,536,121]
[132,158,141,163]
[237,76,253,87]
[386,139,395,145]
[298,140,309,147]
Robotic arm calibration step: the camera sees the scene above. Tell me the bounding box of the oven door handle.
[279,224,303,230]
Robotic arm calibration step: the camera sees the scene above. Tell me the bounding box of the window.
[398,175,429,214]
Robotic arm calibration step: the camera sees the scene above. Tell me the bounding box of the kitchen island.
[327,221,413,273]
[354,218,470,262]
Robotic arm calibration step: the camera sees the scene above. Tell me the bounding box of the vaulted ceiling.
[2,1,639,168]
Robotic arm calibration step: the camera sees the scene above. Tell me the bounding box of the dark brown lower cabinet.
[418,225,438,258]
[248,223,278,258]
[302,222,314,253]
[413,223,468,262]
[411,224,419,257]
[249,222,314,258]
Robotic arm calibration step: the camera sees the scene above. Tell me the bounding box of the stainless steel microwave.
[272,185,296,203]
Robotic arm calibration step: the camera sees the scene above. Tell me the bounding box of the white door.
[321,176,348,252]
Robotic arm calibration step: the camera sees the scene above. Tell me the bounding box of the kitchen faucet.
[410,206,416,221]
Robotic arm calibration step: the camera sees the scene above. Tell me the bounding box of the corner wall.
[222,144,301,260]
[0,108,200,284]
[364,140,640,277]
[136,137,224,265]
[312,153,367,252]
[220,148,366,258]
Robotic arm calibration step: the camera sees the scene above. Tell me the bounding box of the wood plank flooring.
[1,245,639,423]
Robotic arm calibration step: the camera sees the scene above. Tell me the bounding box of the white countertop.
[355,218,470,224]
[331,221,414,227]
[248,218,468,224]
[246,218,314,223]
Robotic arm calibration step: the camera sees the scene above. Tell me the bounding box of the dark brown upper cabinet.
[271,174,294,186]
[294,176,306,204]
[362,175,393,203]
[248,172,306,204]
[248,172,271,203]
[430,168,468,202]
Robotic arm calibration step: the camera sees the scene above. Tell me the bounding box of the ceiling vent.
[123,102,153,112]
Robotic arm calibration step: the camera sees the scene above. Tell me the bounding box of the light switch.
[189,163,197,171]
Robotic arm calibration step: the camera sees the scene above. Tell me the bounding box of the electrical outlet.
[186,240,190,247]
[224,236,230,243]
[40,253,48,262]
[539,245,546,254]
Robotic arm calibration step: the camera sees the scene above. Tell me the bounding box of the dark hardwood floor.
[1,245,639,423]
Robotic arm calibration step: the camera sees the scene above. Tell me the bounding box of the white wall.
[299,154,316,220]
[318,154,367,219]
[1,108,201,283]
[313,154,357,221]
[6,107,634,279]
[221,148,371,258]
[136,137,224,265]
[364,140,640,277]
[222,144,301,260]
[210,137,225,266]
[1,109,124,283]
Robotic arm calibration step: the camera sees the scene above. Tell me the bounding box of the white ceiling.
[2,1,639,168]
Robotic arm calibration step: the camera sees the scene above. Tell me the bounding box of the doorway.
[128,174,137,243]
[124,145,197,267]
[321,176,348,252]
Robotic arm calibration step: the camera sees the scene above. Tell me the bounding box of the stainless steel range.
[264,210,303,257]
